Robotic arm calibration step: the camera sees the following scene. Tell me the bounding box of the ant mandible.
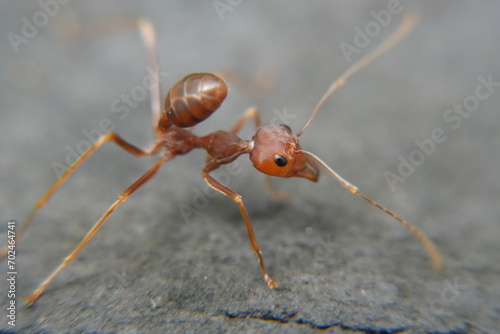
[1,12,442,305]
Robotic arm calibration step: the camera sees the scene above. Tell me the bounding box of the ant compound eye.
[274,154,288,167]
[279,124,292,133]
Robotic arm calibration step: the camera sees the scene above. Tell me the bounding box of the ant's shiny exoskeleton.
[1,12,441,305]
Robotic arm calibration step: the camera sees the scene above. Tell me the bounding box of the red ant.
[1,12,441,305]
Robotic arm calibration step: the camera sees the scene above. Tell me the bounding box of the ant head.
[249,124,319,181]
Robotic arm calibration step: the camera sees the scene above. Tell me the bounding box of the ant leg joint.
[347,185,359,193]
[63,255,72,266]
[234,194,243,204]
[265,274,280,288]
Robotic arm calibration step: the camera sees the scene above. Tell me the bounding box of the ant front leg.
[230,107,288,200]
[230,107,261,134]
[202,160,280,288]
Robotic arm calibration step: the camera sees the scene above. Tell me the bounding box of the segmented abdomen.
[164,73,228,128]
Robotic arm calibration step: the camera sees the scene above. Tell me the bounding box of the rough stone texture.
[1,1,499,333]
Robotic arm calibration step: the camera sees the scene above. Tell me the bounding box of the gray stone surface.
[1,1,499,333]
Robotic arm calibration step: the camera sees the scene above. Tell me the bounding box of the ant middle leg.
[88,17,163,136]
[203,161,279,288]
[217,67,278,98]
[23,153,171,305]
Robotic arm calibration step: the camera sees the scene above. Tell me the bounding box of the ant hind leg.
[0,133,162,258]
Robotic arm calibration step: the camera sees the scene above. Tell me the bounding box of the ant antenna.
[296,11,419,137]
[293,12,442,271]
[300,150,443,271]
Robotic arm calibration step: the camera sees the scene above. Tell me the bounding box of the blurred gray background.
[0,1,499,333]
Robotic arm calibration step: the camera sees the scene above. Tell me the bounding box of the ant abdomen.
[163,73,228,128]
